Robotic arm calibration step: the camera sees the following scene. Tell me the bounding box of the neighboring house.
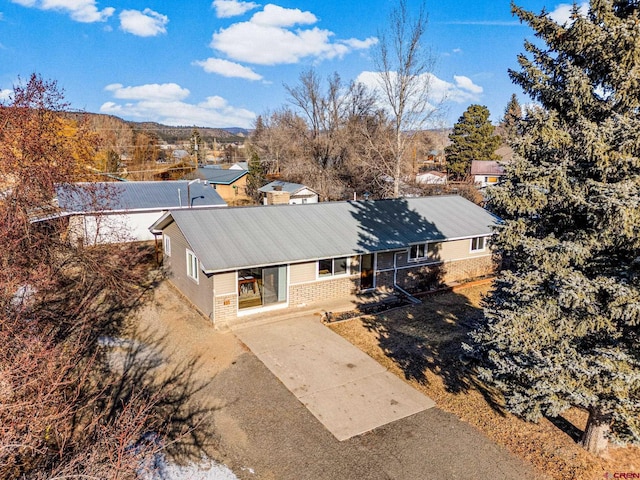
[54,180,226,244]
[416,171,447,185]
[470,160,506,187]
[191,167,248,202]
[258,180,319,205]
[172,149,190,161]
[150,195,499,326]
[229,162,248,170]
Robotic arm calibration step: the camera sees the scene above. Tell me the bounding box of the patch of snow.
[140,453,239,480]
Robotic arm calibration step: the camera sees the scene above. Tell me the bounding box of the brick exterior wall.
[375,270,395,291]
[266,191,291,205]
[174,255,496,326]
[377,255,496,293]
[442,255,496,284]
[289,275,359,306]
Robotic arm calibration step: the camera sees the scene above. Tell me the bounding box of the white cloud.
[0,89,12,102]
[548,2,588,24]
[341,37,378,50]
[209,4,376,66]
[356,70,484,110]
[250,4,315,27]
[212,0,259,18]
[194,58,263,81]
[10,0,114,22]
[119,8,168,37]
[453,75,483,94]
[100,82,256,128]
[104,83,189,102]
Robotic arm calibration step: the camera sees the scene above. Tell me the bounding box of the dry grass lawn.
[328,281,640,480]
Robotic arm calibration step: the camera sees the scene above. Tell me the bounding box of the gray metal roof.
[258,180,316,195]
[151,195,499,273]
[56,181,227,213]
[194,168,247,184]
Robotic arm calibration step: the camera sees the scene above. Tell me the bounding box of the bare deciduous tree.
[373,0,439,198]
[0,74,209,479]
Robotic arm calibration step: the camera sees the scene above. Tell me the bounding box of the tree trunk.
[581,407,610,455]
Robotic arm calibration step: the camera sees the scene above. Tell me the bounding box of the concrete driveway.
[233,316,436,441]
[141,282,545,479]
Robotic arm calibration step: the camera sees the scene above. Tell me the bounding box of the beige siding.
[393,238,490,269]
[440,238,490,260]
[213,272,236,295]
[290,262,317,284]
[163,222,214,320]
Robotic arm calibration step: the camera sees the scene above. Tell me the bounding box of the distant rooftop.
[193,168,248,184]
[258,180,316,195]
[56,180,226,213]
[470,161,505,176]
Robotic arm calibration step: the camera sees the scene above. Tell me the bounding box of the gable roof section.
[56,181,226,214]
[151,195,499,274]
[229,162,248,170]
[258,180,317,195]
[194,168,247,184]
[470,160,505,176]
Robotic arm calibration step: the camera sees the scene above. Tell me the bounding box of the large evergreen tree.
[445,104,501,180]
[501,93,523,142]
[467,1,640,454]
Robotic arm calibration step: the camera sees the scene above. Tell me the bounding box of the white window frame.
[470,236,487,252]
[317,257,350,278]
[186,249,199,283]
[163,234,171,257]
[409,242,438,262]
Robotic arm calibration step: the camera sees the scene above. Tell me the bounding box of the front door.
[360,254,375,290]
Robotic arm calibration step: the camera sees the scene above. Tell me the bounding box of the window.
[409,242,439,261]
[163,234,171,256]
[470,237,486,252]
[318,257,349,277]
[186,249,199,283]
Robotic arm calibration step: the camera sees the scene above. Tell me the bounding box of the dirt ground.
[127,280,247,466]
[128,280,543,479]
[328,282,640,480]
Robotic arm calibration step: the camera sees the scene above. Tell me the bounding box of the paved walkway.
[232,316,435,441]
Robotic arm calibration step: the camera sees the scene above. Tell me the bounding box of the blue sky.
[0,0,586,129]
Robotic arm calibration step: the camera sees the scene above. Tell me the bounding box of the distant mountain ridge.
[67,111,250,143]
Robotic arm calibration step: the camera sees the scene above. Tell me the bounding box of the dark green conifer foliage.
[501,93,523,142]
[467,1,640,454]
[246,151,265,202]
[445,104,501,180]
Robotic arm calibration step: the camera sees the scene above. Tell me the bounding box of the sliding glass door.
[238,265,287,310]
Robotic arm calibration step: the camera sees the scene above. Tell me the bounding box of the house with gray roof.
[258,180,319,205]
[471,160,506,187]
[189,167,248,203]
[54,180,226,244]
[149,195,499,326]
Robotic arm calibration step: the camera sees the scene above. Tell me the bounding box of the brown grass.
[328,283,640,480]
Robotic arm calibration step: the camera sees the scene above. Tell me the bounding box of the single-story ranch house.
[258,180,319,205]
[54,180,226,244]
[150,195,499,326]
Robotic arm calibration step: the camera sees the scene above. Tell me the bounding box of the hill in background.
[67,112,249,144]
